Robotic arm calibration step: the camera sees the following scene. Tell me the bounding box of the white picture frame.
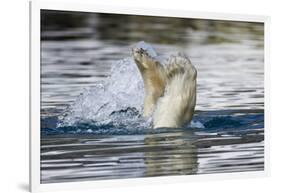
[30,0,270,192]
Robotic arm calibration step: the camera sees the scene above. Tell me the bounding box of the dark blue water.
[40,10,264,183]
[41,110,263,136]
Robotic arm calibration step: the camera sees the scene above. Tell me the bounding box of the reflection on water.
[40,10,264,183]
[41,131,198,183]
[143,131,198,177]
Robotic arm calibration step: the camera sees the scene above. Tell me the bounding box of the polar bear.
[132,41,197,128]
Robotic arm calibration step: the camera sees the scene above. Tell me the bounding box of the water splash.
[190,121,205,129]
[58,58,152,129]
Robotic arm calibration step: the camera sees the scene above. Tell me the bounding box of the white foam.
[189,121,205,129]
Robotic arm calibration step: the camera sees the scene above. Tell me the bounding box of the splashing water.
[57,57,152,128]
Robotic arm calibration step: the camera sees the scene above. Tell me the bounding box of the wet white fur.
[132,41,197,128]
[153,56,197,128]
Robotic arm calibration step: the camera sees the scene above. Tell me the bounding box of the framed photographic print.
[30,0,270,192]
